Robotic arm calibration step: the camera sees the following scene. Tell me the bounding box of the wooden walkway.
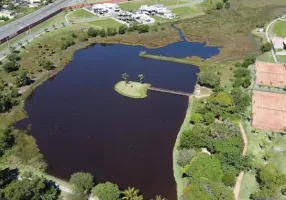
[148,87,192,97]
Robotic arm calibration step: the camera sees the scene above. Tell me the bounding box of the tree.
[106,28,117,36]
[69,172,94,194]
[122,73,129,83]
[119,25,128,34]
[7,53,20,62]
[197,71,220,88]
[122,187,143,200]
[138,74,144,83]
[3,176,60,200]
[177,148,196,166]
[190,113,203,124]
[0,129,11,156]
[185,154,223,182]
[260,42,273,52]
[3,61,19,72]
[281,187,286,195]
[222,172,236,187]
[38,58,54,70]
[99,29,106,37]
[92,182,120,200]
[225,1,230,9]
[87,28,98,37]
[241,56,256,68]
[16,71,32,87]
[203,112,216,125]
[216,2,223,10]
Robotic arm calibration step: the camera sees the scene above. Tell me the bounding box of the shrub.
[177,148,196,166]
[198,71,220,88]
[7,53,20,62]
[3,61,19,72]
[222,172,236,187]
[16,71,32,87]
[99,29,106,37]
[70,172,94,194]
[281,187,286,195]
[260,42,273,52]
[92,182,120,200]
[216,2,223,10]
[87,27,98,37]
[190,113,203,124]
[107,27,117,36]
[118,25,128,34]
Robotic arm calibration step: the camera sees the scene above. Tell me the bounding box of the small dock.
[148,87,192,97]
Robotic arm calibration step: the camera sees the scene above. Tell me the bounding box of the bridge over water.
[148,87,192,97]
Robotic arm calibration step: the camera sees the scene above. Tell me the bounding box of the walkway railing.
[148,87,192,97]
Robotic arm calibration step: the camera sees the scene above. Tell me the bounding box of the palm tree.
[122,73,129,84]
[155,195,165,200]
[121,187,141,200]
[138,73,144,83]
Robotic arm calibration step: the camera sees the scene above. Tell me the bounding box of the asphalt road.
[0,0,76,40]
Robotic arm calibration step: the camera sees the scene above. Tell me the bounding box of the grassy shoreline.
[173,96,193,199]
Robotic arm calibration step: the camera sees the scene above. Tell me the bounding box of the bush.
[87,27,98,37]
[260,42,273,52]
[79,35,88,42]
[198,71,220,88]
[118,25,128,34]
[177,148,196,166]
[92,182,120,200]
[137,25,149,33]
[7,53,20,62]
[3,61,19,72]
[106,27,117,36]
[61,37,75,50]
[222,172,236,187]
[216,2,223,10]
[99,29,106,37]
[241,56,256,68]
[70,172,94,194]
[16,71,32,87]
[190,113,203,124]
[38,58,54,70]
[281,187,286,195]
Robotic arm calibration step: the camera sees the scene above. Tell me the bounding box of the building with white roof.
[132,13,155,24]
[93,3,120,15]
[0,10,14,19]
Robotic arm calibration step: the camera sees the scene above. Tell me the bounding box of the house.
[93,3,120,15]
[29,0,41,3]
[92,4,108,14]
[116,11,132,21]
[132,12,155,24]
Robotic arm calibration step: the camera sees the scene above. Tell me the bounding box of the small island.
[114,81,151,99]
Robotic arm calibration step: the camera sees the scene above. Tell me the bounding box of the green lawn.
[272,20,286,37]
[239,171,259,200]
[87,18,122,29]
[67,9,96,22]
[119,0,191,11]
[172,5,204,18]
[277,55,286,63]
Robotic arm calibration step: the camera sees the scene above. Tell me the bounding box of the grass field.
[239,171,260,200]
[272,20,286,37]
[119,0,191,11]
[67,9,96,22]
[87,18,122,29]
[172,5,204,18]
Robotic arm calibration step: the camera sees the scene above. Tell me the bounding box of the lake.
[16,34,219,199]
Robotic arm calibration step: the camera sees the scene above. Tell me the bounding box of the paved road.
[167,0,203,9]
[0,0,76,41]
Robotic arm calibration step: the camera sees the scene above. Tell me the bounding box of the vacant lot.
[87,18,122,29]
[67,9,96,22]
[256,62,286,88]
[252,91,286,132]
[177,0,286,61]
[172,5,203,18]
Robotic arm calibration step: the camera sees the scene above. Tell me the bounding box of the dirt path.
[233,122,248,200]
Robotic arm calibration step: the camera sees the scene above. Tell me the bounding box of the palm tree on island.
[138,73,144,83]
[122,73,129,84]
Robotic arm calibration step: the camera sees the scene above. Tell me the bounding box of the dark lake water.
[16,34,219,199]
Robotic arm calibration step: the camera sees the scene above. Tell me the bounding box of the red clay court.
[256,62,286,88]
[252,91,286,132]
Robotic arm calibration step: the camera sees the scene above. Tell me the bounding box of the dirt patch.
[252,91,286,132]
[256,62,286,88]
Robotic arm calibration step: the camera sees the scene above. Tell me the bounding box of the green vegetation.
[92,182,121,200]
[69,172,94,200]
[67,9,95,22]
[88,19,122,30]
[114,81,151,99]
[172,6,204,18]
[260,42,273,53]
[272,20,286,37]
[197,71,220,88]
[0,169,60,200]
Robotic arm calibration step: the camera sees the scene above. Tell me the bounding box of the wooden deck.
[148,87,192,97]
